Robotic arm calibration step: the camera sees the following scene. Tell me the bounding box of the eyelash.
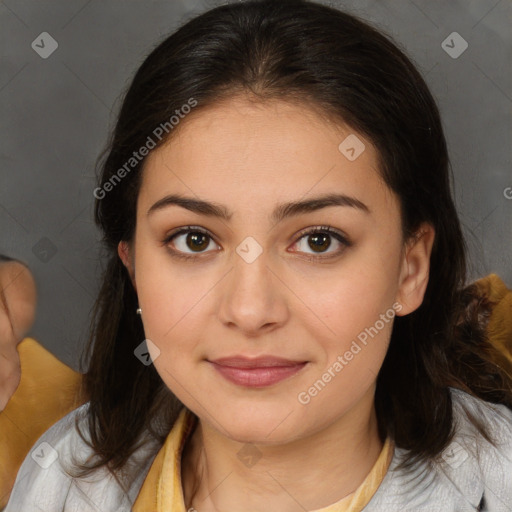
[161,225,352,262]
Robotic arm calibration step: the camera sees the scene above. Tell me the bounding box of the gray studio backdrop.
[1,0,511,369]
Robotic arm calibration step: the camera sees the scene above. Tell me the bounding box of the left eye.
[290,226,351,258]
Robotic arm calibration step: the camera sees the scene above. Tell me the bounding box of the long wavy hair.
[72,0,512,487]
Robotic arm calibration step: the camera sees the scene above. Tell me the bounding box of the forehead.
[139,97,396,220]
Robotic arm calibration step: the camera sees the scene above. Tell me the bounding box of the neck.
[181,386,384,512]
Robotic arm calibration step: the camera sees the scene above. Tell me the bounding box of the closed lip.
[209,356,307,368]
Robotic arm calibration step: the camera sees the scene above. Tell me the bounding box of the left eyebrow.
[271,193,371,223]
[147,193,371,223]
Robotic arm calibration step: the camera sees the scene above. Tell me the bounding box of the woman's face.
[120,96,433,444]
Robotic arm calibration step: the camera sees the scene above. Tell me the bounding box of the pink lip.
[210,355,306,368]
[208,356,308,387]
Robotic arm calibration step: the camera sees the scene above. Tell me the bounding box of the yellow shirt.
[133,407,395,511]
[474,273,512,367]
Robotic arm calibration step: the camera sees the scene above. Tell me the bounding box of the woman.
[5,0,512,510]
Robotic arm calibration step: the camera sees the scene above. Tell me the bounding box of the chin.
[215,405,305,445]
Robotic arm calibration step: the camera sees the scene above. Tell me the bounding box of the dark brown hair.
[73,0,512,486]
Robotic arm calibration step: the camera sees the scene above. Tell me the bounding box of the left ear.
[395,222,435,316]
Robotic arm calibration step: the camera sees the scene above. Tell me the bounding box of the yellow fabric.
[473,273,512,368]
[133,408,394,511]
[314,435,394,511]
[0,337,85,509]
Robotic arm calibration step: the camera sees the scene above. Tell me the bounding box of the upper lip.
[209,356,307,368]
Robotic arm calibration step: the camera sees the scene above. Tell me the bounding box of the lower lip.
[209,362,307,388]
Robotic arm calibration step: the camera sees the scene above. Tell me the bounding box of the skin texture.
[118,96,435,511]
[0,261,37,411]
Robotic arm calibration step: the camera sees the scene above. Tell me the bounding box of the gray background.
[1,0,511,370]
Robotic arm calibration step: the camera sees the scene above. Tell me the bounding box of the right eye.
[162,226,221,260]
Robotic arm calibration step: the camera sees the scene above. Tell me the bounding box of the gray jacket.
[4,387,512,511]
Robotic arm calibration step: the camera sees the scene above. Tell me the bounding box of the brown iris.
[308,233,331,253]
[186,232,210,252]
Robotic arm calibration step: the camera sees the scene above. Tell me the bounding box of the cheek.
[134,249,215,370]
[290,252,398,383]
[133,246,186,347]
[135,260,203,394]
[137,275,202,351]
[134,234,192,329]
[296,261,397,337]
[297,281,394,410]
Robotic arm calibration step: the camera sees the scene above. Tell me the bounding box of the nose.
[217,249,289,337]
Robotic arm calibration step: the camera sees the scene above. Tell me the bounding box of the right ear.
[117,241,137,292]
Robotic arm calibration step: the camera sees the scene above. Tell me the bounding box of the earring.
[136,307,142,315]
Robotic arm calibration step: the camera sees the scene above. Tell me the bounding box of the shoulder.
[449,385,512,441]
[4,402,161,512]
[448,387,512,510]
[364,387,512,511]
